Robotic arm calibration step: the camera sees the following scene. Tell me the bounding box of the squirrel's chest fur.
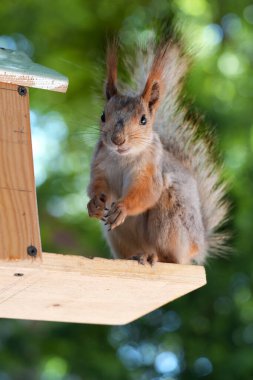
[98,152,130,200]
[99,134,163,201]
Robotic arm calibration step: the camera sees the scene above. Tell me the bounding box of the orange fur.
[189,242,199,258]
[122,164,160,215]
[88,142,109,197]
[89,177,108,197]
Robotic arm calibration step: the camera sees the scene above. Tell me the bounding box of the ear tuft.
[105,81,117,100]
[105,40,118,100]
[148,82,159,112]
[142,81,160,113]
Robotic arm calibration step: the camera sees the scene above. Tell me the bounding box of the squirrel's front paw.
[87,193,107,220]
[105,202,127,230]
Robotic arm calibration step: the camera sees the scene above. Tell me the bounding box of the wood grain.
[0,82,41,260]
[0,253,206,325]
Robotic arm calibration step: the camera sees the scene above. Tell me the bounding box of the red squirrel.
[87,38,228,265]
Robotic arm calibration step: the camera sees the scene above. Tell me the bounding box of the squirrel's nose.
[111,134,125,146]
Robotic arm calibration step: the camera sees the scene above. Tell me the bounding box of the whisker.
[128,136,151,143]
[76,131,99,136]
[66,117,101,130]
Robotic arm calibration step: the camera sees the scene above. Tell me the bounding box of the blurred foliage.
[0,0,253,379]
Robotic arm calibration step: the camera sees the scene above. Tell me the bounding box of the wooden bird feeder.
[0,49,206,325]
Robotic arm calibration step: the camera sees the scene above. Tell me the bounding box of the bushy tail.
[120,36,229,262]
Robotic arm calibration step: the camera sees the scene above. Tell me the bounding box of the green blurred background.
[0,0,253,379]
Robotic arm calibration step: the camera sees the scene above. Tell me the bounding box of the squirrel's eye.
[140,114,147,125]
[101,111,105,123]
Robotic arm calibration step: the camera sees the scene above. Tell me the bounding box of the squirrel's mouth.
[117,147,130,154]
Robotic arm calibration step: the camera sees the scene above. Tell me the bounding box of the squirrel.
[87,37,228,265]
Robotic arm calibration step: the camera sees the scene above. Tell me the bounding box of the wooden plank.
[0,253,206,325]
[0,49,68,93]
[0,82,42,260]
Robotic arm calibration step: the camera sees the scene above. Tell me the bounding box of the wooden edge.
[0,70,68,93]
[0,252,207,282]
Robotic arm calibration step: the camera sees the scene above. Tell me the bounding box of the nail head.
[18,86,27,96]
[27,245,37,257]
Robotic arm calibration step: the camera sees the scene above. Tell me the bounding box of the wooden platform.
[0,253,206,325]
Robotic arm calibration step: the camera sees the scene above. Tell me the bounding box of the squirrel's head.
[100,42,161,156]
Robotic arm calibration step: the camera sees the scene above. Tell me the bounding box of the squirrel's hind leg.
[104,225,158,265]
[148,190,205,264]
[104,227,141,260]
[156,227,202,265]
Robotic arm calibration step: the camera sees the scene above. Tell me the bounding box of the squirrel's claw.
[128,253,157,266]
[104,202,127,230]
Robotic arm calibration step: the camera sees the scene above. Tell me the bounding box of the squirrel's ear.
[105,41,118,100]
[142,81,160,113]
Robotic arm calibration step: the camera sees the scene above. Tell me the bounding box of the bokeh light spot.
[243,323,253,344]
[175,0,208,16]
[214,296,233,315]
[118,344,142,369]
[218,53,243,77]
[194,357,213,377]
[222,14,242,36]
[154,352,180,375]
[243,5,253,24]
[41,357,68,380]
[161,310,181,332]
[31,110,68,186]
[202,24,223,47]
